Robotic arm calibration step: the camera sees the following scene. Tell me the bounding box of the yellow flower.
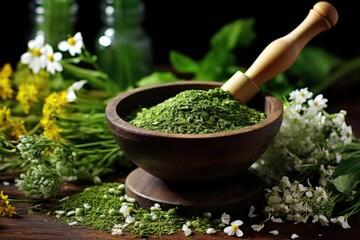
[8,119,27,139]
[0,63,13,78]
[0,63,13,100]
[0,191,16,217]
[4,203,17,217]
[42,121,64,140]
[41,90,68,140]
[0,106,27,139]
[0,106,11,129]
[16,83,39,114]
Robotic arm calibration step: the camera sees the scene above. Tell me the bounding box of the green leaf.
[136,72,179,87]
[331,173,359,193]
[287,46,343,90]
[170,51,199,73]
[334,154,360,176]
[210,18,256,50]
[194,48,235,81]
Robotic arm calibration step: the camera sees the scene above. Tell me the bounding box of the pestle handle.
[221,1,338,103]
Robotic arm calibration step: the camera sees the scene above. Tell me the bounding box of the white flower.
[125,215,135,224]
[150,203,161,211]
[340,123,353,144]
[206,228,217,234]
[330,216,351,229]
[66,80,87,102]
[119,205,131,217]
[248,205,258,218]
[223,220,244,237]
[20,34,46,73]
[221,212,231,225]
[291,233,299,239]
[251,223,264,232]
[271,216,283,223]
[55,210,65,215]
[58,32,83,56]
[68,221,78,226]
[307,94,328,115]
[3,181,10,186]
[312,214,329,226]
[111,228,123,235]
[124,194,136,203]
[41,44,63,74]
[289,88,312,105]
[269,230,279,235]
[332,110,346,125]
[83,203,91,209]
[182,224,192,236]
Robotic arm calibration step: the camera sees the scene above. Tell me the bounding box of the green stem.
[312,56,360,94]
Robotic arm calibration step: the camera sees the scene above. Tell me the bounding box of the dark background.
[0,0,359,68]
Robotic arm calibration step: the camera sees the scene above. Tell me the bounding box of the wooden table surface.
[1,85,360,240]
[2,173,360,240]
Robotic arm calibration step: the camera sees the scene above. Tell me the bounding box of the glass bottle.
[96,0,153,91]
[30,0,78,46]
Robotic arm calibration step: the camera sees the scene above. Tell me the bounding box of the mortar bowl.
[106,81,283,183]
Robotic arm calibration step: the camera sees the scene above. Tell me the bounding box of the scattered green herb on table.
[126,88,265,134]
[47,182,227,237]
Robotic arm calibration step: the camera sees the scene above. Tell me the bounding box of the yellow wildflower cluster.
[41,90,69,140]
[14,67,50,114]
[0,64,13,100]
[0,191,17,217]
[0,106,27,139]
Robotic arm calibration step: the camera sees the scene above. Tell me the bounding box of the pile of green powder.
[126,88,266,134]
[46,182,224,237]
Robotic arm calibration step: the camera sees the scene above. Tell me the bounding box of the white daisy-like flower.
[58,32,83,56]
[66,80,87,102]
[40,44,63,74]
[223,220,244,237]
[20,34,46,73]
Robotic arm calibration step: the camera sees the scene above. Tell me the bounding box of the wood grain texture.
[125,168,265,218]
[1,175,360,240]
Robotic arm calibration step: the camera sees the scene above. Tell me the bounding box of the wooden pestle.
[221,1,338,103]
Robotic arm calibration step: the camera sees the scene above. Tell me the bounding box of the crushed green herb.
[126,88,266,134]
[46,182,225,237]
